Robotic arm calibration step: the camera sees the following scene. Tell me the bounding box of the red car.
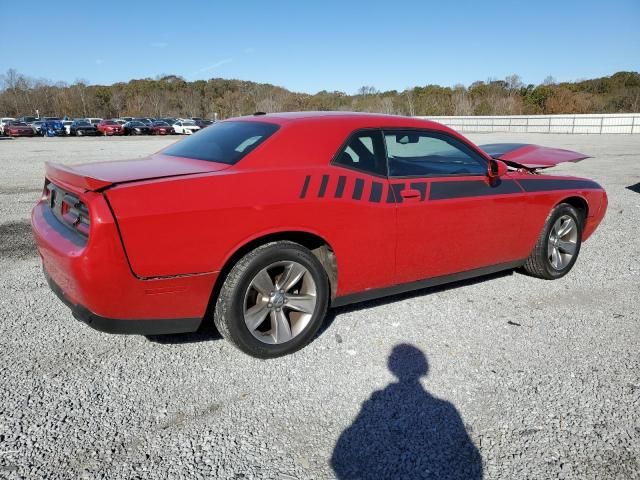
[4,121,35,137]
[31,112,607,358]
[150,121,175,135]
[97,120,124,136]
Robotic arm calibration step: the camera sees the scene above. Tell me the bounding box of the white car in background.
[85,118,103,127]
[62,120,73,135]
[1,117,16,135]
[172,120,201,135]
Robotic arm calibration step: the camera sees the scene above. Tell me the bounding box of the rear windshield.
[162,121,279,164]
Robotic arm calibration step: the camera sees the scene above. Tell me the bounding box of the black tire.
[522,203,583,280]
[214,241,329,358]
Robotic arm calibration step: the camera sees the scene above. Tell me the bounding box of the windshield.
[75,121,90,126]
[103,121,118,125]
[162,121,279,164]
[153,121,169,126]
[182,121,196,126]
[12,122,28,126]
[129,122,144,127]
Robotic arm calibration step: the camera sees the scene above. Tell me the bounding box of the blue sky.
[1,0,638,94]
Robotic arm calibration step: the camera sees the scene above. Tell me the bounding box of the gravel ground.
[0,134,639,479]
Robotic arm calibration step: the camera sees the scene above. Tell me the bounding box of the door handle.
[400,188,422,201]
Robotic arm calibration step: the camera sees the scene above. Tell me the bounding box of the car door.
[386,129,528,285]
[329,129,397,294]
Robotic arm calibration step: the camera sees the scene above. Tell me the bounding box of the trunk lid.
[480,143,590,170]
[45,154,230,191]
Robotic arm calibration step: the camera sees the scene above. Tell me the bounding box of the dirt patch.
[0,220,37,260]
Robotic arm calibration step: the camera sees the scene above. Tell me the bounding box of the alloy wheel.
[243,261,318,344]
[548,215,578,270]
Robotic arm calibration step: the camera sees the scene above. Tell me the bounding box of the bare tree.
[404,89,415,116]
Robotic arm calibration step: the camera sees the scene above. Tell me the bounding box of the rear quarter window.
[162,121,279,164]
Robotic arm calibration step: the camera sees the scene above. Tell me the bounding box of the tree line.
[1,69,638,119]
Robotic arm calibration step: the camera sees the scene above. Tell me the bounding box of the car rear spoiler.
[45,162,113,191]
[479,144,590,171]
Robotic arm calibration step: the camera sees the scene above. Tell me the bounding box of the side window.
[385,130,487,177]
[334,130,387,176]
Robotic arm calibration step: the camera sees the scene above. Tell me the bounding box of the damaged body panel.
[480,143,590,170]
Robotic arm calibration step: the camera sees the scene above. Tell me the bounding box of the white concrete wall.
[418,114,640,134]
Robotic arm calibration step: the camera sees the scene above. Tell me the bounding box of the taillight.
[46,182,91,237]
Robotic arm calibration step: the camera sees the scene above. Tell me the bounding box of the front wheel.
[522,203,583,279]
[214,241,329,358]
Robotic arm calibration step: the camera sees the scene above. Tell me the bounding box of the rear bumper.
[45,271,202,334]
[32,196,217,334]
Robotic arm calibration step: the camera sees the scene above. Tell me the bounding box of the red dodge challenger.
[31,112,607,357]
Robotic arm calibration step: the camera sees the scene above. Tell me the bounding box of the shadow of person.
[331,344,482,479]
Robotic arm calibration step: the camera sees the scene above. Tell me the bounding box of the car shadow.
[319,269,513,336]
[147,269,513,345]
[625,182,640,194]
[145,322,222,344]
[331,343,483,479]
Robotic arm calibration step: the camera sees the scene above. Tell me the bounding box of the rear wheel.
[523,203,583,279]
[214,241,329,358]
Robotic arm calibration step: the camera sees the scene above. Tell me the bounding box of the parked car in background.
[0,117,16,135]
[97,120,124,136]
[70,119,99,136]
[172,120,200,135]
[41,120,67,137]
[160,117,177,125]
[123,121,151,135]
[86,118,102,127]
[150,121,175,135]
[19,117,39,129]
[31,120,44,135]
[62,120,73,135]
[3,121,35,137]
[194,119,213,129]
